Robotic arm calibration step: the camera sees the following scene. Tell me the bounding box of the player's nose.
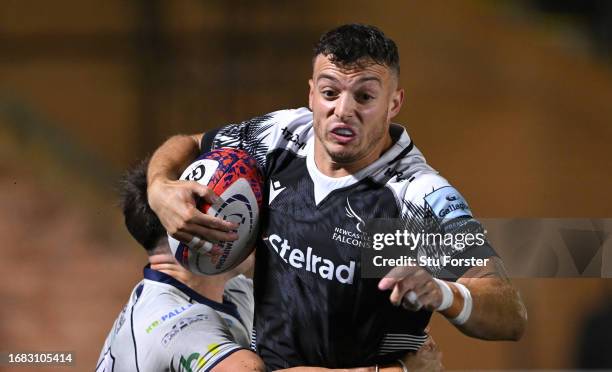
[334,93,355,122]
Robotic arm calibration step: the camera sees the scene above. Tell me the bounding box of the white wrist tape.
[201,240,214,253]
[450,282,473,325]
[434,278,453,311]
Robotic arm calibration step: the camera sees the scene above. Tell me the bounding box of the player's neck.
[184,275,226,303]
[149,255,226,303]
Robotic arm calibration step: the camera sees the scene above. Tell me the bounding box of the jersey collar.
[143,266,242,321]
[306,123,413,205]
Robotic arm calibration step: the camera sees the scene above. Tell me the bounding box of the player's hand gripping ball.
[168,148,263,275]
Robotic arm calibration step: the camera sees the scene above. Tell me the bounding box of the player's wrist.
[435,279,462,317]
[149,172,180,189]
[146,177,164,208]
[435,279,473,325]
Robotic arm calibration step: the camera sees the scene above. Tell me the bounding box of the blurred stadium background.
[1,0,611,370]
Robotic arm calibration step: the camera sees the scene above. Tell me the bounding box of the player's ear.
[308,79,314,110]
[388,88,404,120]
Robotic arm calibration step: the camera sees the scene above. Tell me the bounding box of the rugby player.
[99,158,442,371]
[96,159,263,372]
[146,24,527,369]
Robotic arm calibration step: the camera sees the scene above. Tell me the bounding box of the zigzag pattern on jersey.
[399,200,441,275]
[213,114,275,170]
[399,200,460,277]
[399,199,488,278]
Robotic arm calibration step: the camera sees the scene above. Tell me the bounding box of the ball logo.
[180,159,219,187]
[185,164,205,182]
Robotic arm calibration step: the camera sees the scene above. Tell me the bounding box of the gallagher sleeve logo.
[424,186,472,219]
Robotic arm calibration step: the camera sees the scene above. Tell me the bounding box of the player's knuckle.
[217,220,230,230]
[175,218,188,231]
[202,186,214,195]
[175,184,189,196]
[201,215,216,228]
[183,206,198,221]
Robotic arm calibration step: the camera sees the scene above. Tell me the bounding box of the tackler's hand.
[398,335,444,371]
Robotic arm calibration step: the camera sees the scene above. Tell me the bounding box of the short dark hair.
[120,157,166,251]
[313,24,400,76]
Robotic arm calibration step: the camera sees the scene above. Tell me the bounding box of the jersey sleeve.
[223,275,255,338]
[200,107,313,174]
[402,173,497,279]
[95,335,114,372]
[164,307,245,372]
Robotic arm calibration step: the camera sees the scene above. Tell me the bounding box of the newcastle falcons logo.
[345,198,365,233]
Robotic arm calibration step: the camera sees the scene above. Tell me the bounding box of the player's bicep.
[211,349,265,372]
[165,312,244,372]
[167,338,244,372]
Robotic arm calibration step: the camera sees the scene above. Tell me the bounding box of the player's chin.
[325,142,361,161]
[328,149,361,164]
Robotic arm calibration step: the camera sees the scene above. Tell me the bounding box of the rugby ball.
[168,148,263,275]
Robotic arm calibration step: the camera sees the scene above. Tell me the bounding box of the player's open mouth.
[330,127,356,143]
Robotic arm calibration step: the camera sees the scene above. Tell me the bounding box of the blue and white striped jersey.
[96,268,253,372]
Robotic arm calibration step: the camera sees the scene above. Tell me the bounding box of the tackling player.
[96,158,262,372]
[98,158,443,371]
[146,24,527,369]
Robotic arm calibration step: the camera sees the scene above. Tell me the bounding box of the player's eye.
[357,92,374,102]
[321,89,338,99]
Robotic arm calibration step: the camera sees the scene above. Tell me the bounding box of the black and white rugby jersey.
[201,107,495,369]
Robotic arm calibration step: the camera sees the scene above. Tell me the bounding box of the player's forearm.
[442,277,527,341]
[452,276,527,340]
[147,134,202,186]
[431,255,527,341]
